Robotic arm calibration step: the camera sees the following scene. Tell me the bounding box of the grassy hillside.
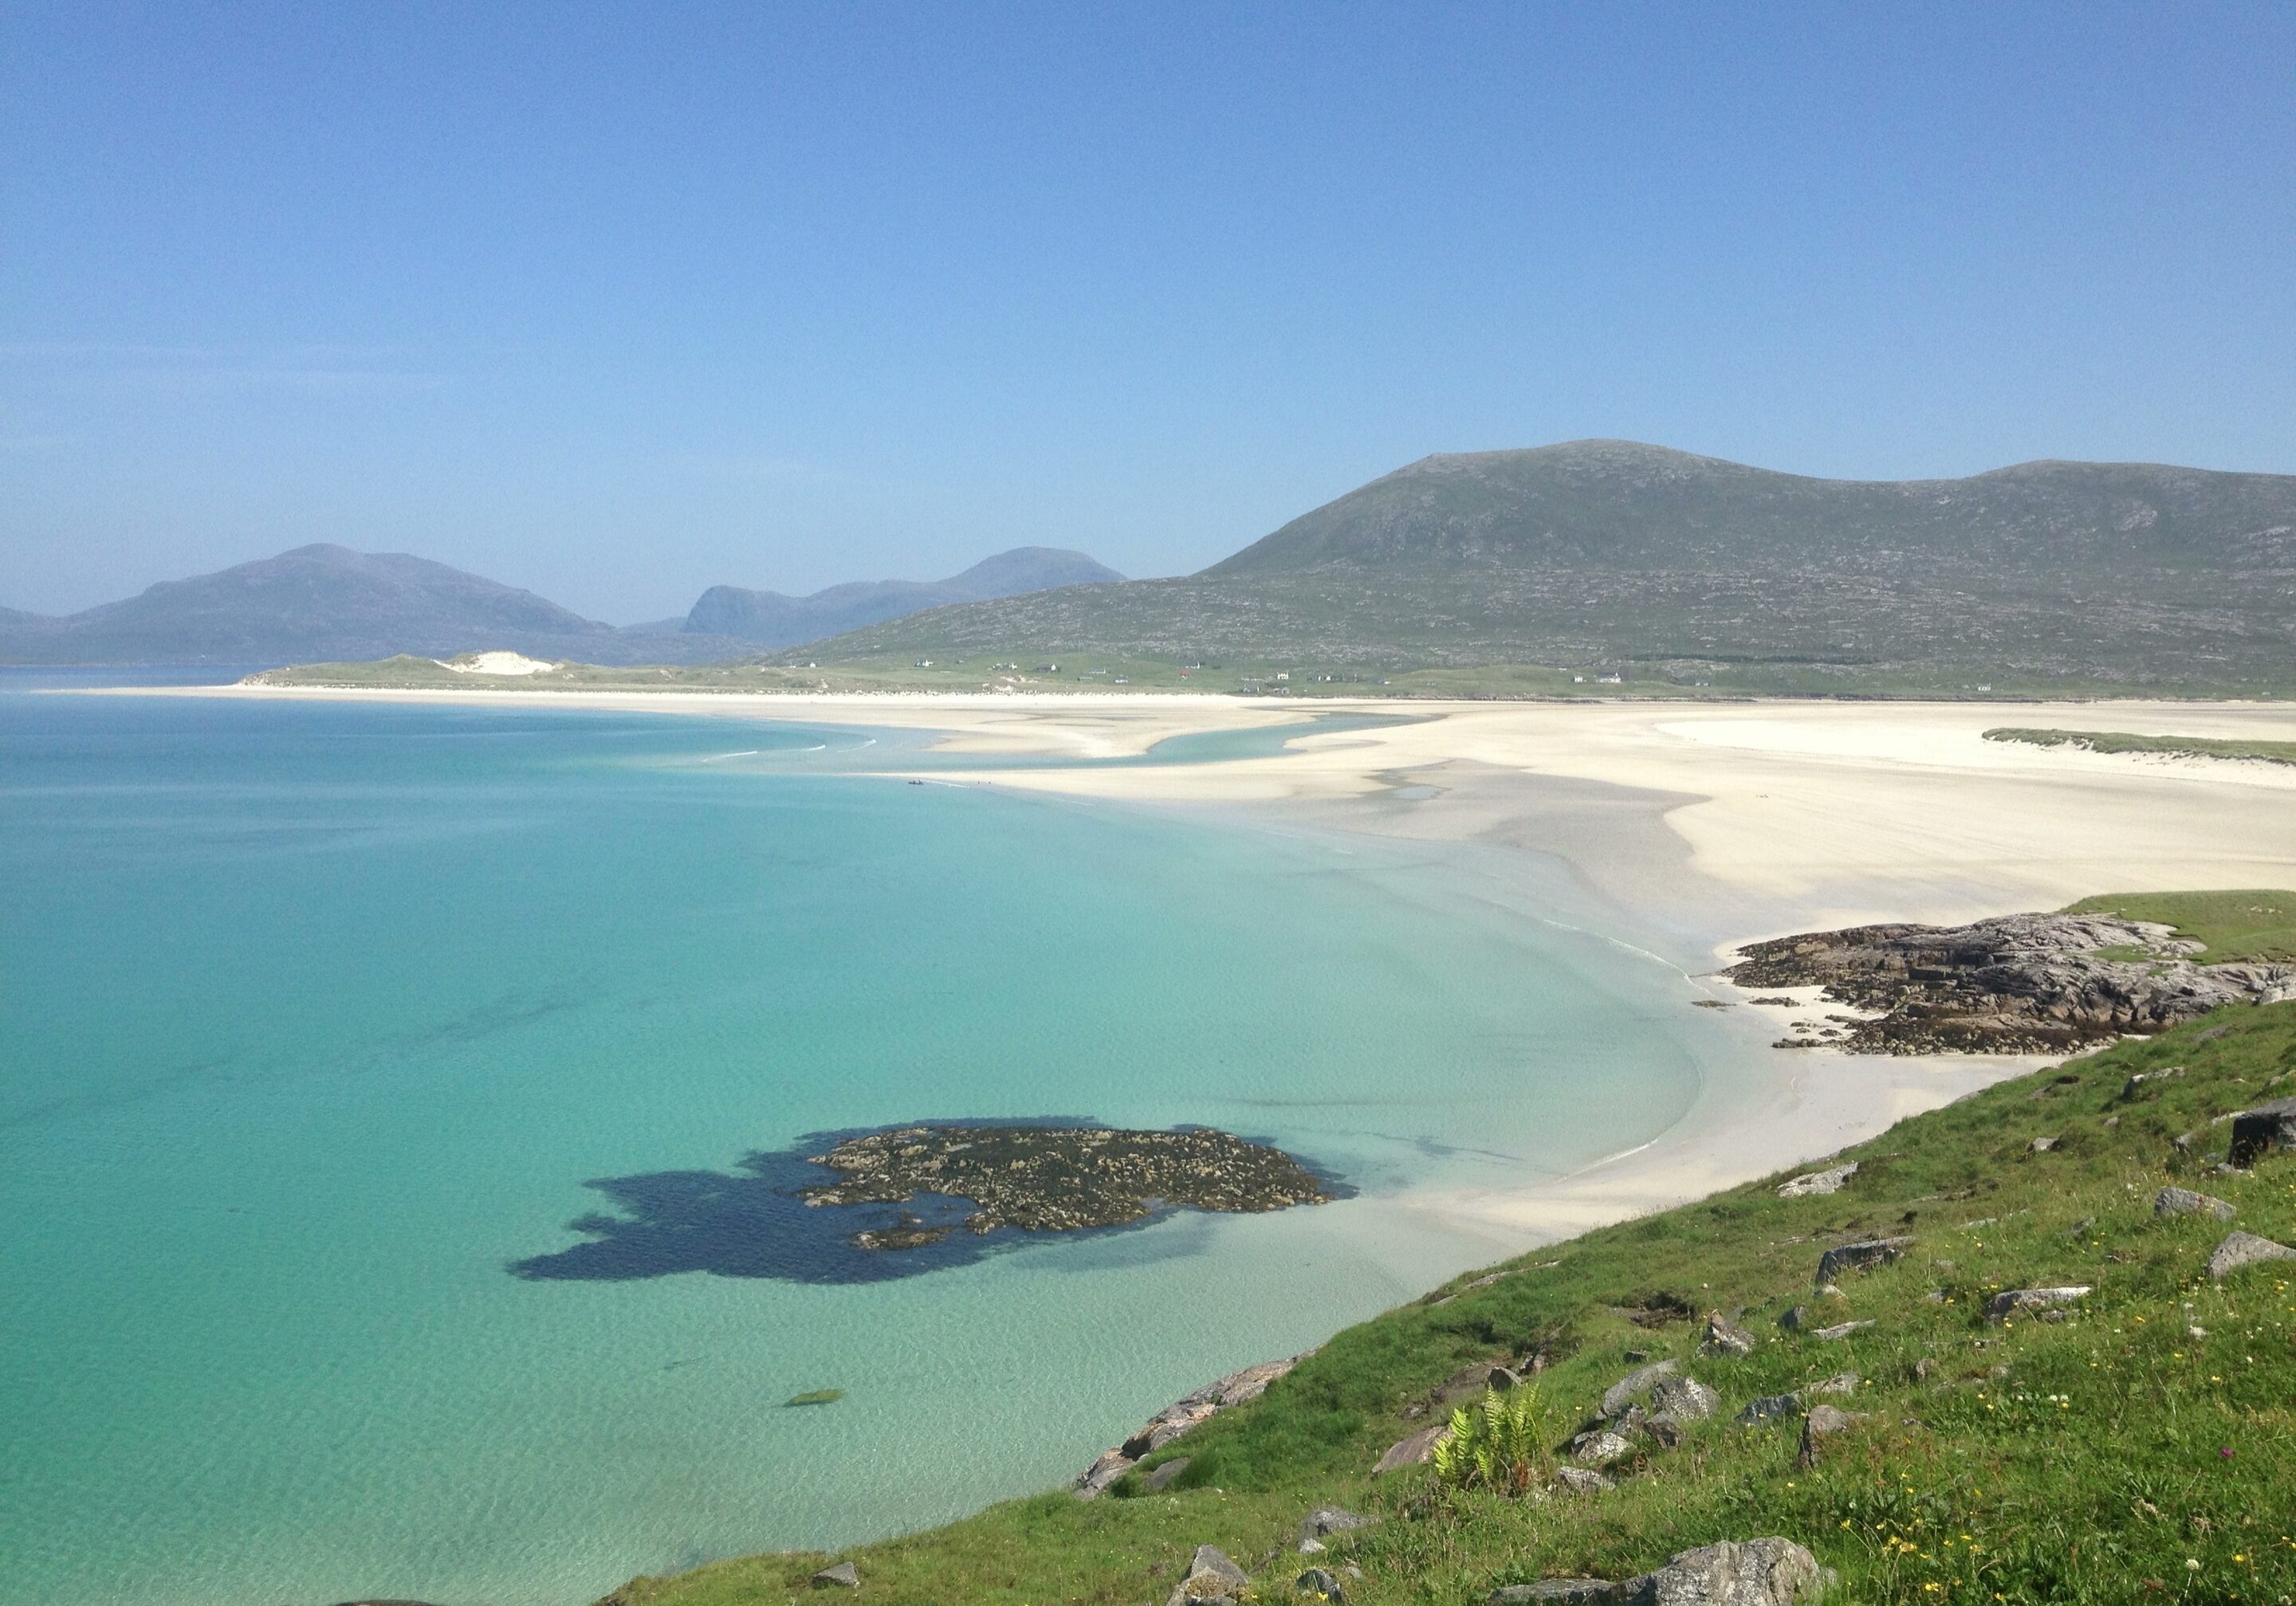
[605,1001,2296,1606]
[774,442,2296,695]
[2062,891,2296,966]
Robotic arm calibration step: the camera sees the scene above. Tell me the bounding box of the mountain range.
[0,544,1122,666]
[781,440,2296,692]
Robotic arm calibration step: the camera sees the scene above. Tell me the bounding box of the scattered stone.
[1735,1393,1800,1424]
[1488,1583,1622,1605]
[2155,1187,2237,1222]
[2121,1066,2184,1100]
[2230,1097,2296,1167]
[1638,1413,1686,1449]
[1295,1567,1344,1600]
[1815,1237,1913,1284]
[2066,1217,2095,1237]
[1169,1545,1249,1606]
[2029,1137,2059,1152]
[2207,1230,2296,1281]
[1799,1404,1865,1467]
[1779,1306,1811,1333]
[1569,1429,1637,1467]
[811,1561,860,1589]
[1373,1421,1450,1474]
[1648,1376,1720,1422]
[1142,1458,1190,1492]
[1078,1350,1314,1494]
[1985,1286,2091,1323]
[1552,1464,1613,1494]
[1487,1365,1524,1392]
[1457,1269,1516,1294]
[1777,1162,1858,1198]
[1599,1359,1679,1416]
[1728,914,2295,1054]
[1075,1449,1132,1498]
[1700,1312,1758,1357]
[1298,1506,1374,1550]
[1807,1372,1861,1398]
[1812,1320,1874,1341]
[1637,1538,1823,1604]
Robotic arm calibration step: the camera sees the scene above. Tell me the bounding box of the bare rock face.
[2208,1230,2296,1281]
[2230,1097,2296,1167]
[1728,914,2295,1054]
[2155,1186,2237,1222]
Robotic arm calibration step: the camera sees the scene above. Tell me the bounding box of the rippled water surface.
[1,677,1747,1606]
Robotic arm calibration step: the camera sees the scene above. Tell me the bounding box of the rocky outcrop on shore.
[1075,1350,1319,1497]
[803,1124,1334,1249]
[1728,913,2296,1054]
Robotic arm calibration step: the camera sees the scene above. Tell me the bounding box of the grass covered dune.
[609,1004,2296,1606]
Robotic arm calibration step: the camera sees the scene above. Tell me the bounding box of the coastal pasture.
[615,1001,2296,1606]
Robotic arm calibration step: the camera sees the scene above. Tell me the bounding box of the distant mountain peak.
[681,545,1122,649]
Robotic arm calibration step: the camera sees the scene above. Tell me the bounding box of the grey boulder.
[2208,1230,2296,1281]
[1169,1545,1250,1606]
[812,1561,860,1589]
[1984,1286,2090,1323]
[1600,1359,1680,1416]
[1295,1567,1345,1600]
[1777,1162,1858,1198]
[1699,1313,1757,1358]
[1372,1421,1450,1473]
[1489,1538,1822,1606]
[1142,1458,1191,1493]
[1649,1376,1720,1423]
[2230,1097,2296,1167]
[1298,1505,1374,1551]
[1799,1404,1865,1467]
[2155,1186,2236,1221]
[1815,1237,1913,1284]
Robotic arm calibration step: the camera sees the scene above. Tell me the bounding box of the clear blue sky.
[6,2,2293,621]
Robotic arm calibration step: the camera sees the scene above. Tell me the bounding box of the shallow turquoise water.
[0,681,1742,1606]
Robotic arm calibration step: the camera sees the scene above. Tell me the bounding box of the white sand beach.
[120,682,2296,1247]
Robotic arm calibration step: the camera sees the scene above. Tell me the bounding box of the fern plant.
[1431,1384,1549,1494]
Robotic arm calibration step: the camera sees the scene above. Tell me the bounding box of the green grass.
[604,1003,2296,1606]
[1986,728,2296,767]
[2062,891,2296,967]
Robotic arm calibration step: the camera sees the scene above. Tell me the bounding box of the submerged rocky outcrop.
[803,1123,1334,1248]
[1728,913,2296,1054]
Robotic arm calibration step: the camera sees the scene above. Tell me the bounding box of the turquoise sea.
[0,674,1760,1606]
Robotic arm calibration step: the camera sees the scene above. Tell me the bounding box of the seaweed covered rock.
[1729,914,2295,1053]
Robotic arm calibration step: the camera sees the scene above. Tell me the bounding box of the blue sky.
[6,2,2293,621]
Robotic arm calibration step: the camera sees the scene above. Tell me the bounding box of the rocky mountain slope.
[683,546,1121,648]
[784,442,2296,691]
[2,544,1120,667]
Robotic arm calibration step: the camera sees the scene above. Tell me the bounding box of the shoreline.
[87,681,2296,1255]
